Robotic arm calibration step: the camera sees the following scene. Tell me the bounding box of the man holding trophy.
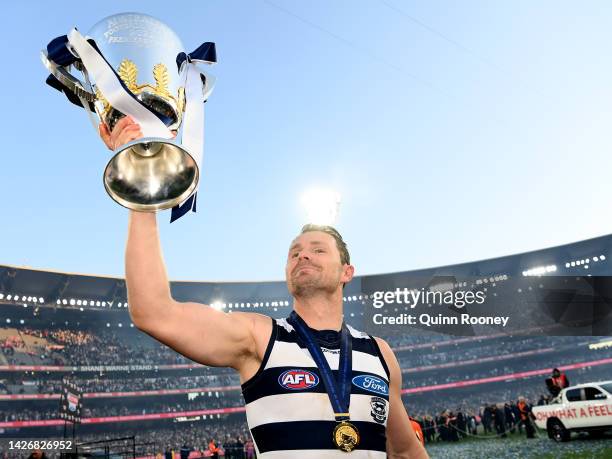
[43,13,428,458]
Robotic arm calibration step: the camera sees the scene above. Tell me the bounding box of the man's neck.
[292,293,343,331]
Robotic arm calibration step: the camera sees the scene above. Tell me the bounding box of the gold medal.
[333,421,360,452]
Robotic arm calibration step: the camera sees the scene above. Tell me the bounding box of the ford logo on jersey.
[278,369,320,390]
[352,375,389,396]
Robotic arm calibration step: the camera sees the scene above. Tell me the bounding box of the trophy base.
[103,137,199,212]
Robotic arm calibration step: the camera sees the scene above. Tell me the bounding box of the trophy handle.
[41,50,96,104]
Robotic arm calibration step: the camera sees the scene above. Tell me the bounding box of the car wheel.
[548,419,570,442]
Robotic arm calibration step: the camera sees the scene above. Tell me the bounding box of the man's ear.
[342,264,355,284]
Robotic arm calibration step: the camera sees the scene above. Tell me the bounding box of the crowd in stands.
[396,336,567,368]
[3,326,604,373]
[1,327,192,366]
[84,398,245,418]
[403,349,612,388]
[1,397,243,422]
[2,323,611,455]
[48,329,190,366]
[0,419,255,459]
[0,373,239,395]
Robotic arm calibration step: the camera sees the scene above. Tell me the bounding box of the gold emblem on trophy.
[41,12,216,214]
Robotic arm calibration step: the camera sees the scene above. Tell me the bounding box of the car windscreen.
[600,382,612,395]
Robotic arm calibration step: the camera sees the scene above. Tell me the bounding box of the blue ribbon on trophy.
[286,311,361,452]
[41,13,216,222]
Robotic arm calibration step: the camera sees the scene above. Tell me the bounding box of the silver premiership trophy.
[41,12,216,220]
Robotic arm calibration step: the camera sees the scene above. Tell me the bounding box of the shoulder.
[373,336,401,381]
[373,336,396,362]
[230,311,274,330]
[230,311,274,356]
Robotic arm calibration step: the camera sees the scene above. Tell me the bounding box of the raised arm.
[102,118,270,372]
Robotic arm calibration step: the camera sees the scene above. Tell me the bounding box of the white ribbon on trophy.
[60,27,214,221]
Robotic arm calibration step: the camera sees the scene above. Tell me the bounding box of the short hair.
[300,224,350,265]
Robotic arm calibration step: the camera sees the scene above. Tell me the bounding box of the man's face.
[285,231,353,297]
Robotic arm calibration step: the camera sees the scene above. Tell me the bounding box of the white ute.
[532,380,612,442]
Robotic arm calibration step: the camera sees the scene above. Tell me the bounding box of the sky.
[2,0,612,282]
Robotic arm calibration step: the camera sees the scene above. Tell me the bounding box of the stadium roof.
[1,233,610,305]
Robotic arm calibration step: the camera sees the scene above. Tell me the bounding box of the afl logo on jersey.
[352,375,389,396]
[278,369,320,390]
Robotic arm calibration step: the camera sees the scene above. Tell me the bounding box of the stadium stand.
[1,233,611,457]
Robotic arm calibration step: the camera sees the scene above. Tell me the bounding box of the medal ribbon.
[287,311,352,421]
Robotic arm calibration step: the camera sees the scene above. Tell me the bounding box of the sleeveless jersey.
[241,317,391,458]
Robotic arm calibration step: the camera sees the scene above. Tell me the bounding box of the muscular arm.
[125,211,267,370]
[376,337,429,459]
[105,118,268,372]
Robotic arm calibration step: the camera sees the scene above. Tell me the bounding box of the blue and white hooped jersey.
[241,317,391,458]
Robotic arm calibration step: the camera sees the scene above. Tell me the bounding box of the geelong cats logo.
[278,369,320,390]
[370,396,389,424]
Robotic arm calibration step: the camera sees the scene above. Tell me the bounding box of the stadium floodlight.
[69,299,75,306]
[6,319,10,323]
[523,264,557,276]
[14,296,19,301]
[301,188,341,225]
[601,254,607,261]
[7,295,12,300]
[210,301,224,311]
[19,319,24,324]
[39,297,44,303]
[0,293,3,300]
